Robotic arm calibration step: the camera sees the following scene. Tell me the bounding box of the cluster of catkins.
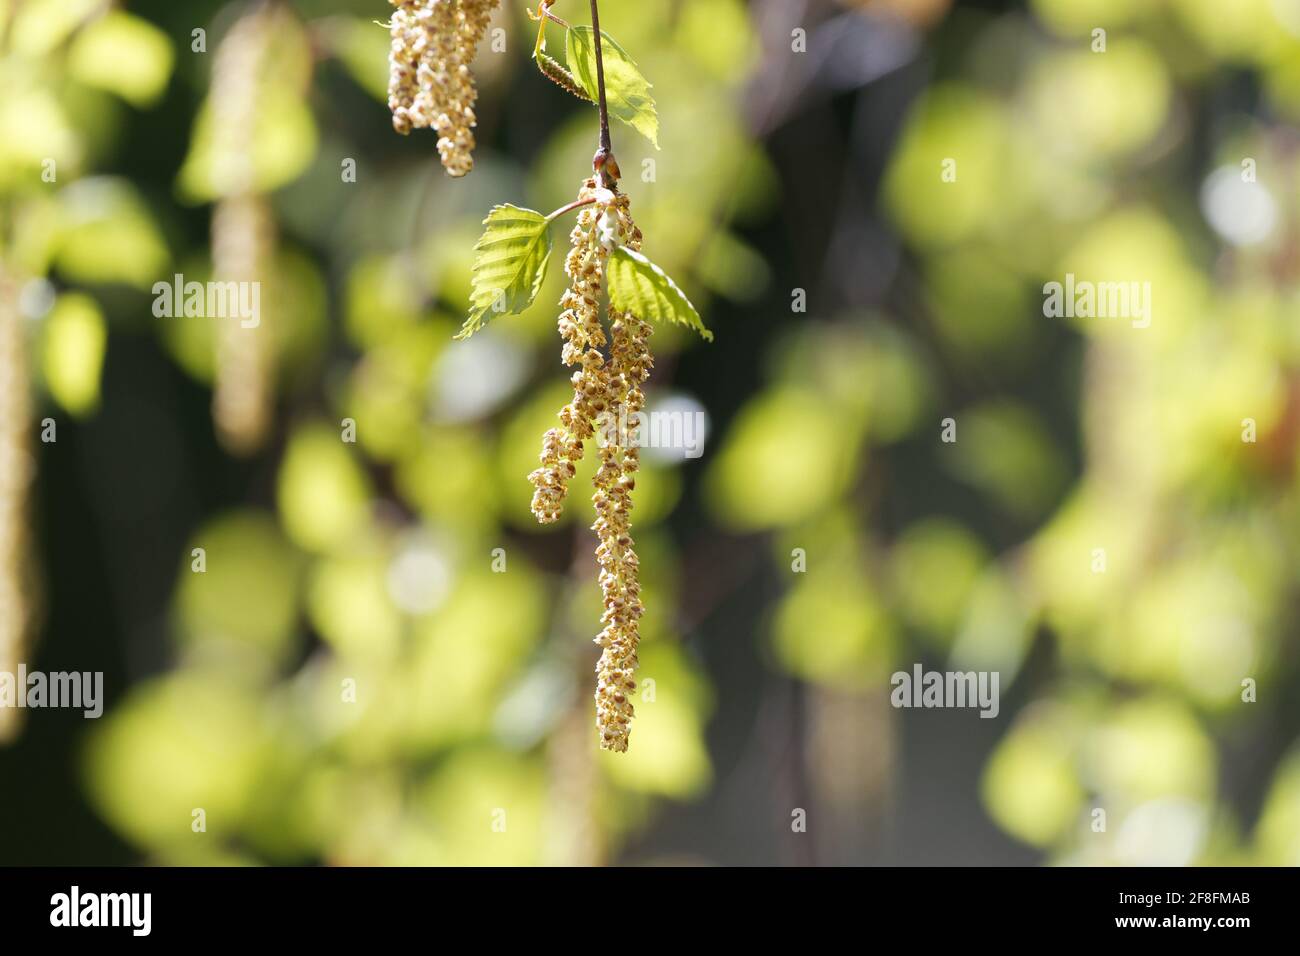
[209,4,278,454]
[528,180,653,752]
[387,0,500,177]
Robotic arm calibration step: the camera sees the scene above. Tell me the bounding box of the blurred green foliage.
[3,0,1300,867]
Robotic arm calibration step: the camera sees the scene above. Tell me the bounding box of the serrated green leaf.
[458,205,553,340]
[566,26,659,149]
[606,247,713,342]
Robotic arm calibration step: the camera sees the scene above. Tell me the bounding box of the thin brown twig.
[589,0,615,184]
[546,195,597,222]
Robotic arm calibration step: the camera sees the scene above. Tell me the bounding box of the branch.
[589,0,619,187]
[546,195,597,223]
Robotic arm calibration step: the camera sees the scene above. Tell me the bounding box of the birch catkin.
[388,0,501,177]
[210,5,277,455]
[212,195,275,455]
[528,179,612,523]
[591,309,651,752]
[591,196,649,753]
[0,270,32,743]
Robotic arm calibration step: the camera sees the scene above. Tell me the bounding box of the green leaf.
[54,177,170,289]
[566,26,659,149]
[42,293,107,418]
[606,247,713,342]
[67,11,175,107]
[458,205,553,340]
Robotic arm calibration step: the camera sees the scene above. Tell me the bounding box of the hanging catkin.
[591,195,649,753]
[209,4,277,455]
[527,179,611,523]
[0,269,33,744]
[387,0,501,177]
[211,195,275,455]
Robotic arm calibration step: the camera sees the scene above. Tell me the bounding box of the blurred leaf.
[0,85,83,190]
[942,400,1069,522]
[403,571,546,752]
[67,12,174,107]
[889,519,987,642]
[308,553,403,664]
[1027,42,1171,161]
[675,0,758,83]
[982,706,1084,847]
[566,26,660,148]
[177,512,303,666]
[694,230,770,303]
[84,673,271,851]
[414,749,546,865]
[606,247,712,341]
[1254,750,1300,865]
[707,388,858,529]
[326,16,391,101]
[53,177,169,288]
[10,0,100,56]
[773,567,897,690]
[1092,698,1216,803]
[344,255,424,350]
[277,424,373,554]
[457,205,552,340]
[40,293,106,417]
[884,86,1014,248]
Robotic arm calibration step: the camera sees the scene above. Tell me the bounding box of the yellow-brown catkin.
[591,312,652,752]
[592,197,650,753]
[0,270,33,744]
[527,179,613,523]
[388,0,500,177]
[212,195,275,455]
[210,5,276,455]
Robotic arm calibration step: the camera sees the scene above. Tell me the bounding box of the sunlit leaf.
[41,293,106,417]
[84,673,271,850]
[54,177,169,288]
[457,205,552,340]
[177,511,303,664]
[606,247,712,341]
[67,12,174,107]
[10,0,101,57]
[566,26,659,148]
[277,424,373,554]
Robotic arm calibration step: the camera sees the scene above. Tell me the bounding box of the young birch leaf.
[458,205,552,340]
[606,247,713,342]
[566,26,659,149]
